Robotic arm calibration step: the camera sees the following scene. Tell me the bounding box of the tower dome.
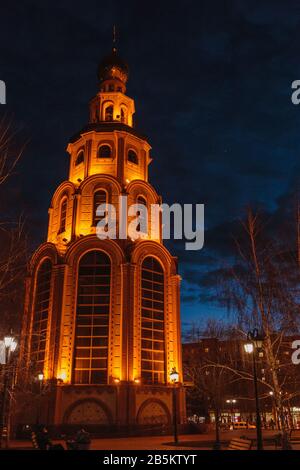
[97,47,129,85]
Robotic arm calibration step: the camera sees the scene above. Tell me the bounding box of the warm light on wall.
[58,371,67,382]
[168,364,180,383]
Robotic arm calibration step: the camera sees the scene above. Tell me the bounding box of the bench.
[31,432,41,450]
[228,437,252,450]
[31,431,64,450]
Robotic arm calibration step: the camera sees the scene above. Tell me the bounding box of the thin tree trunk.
[248,211,291,449]
[213,406,221,450]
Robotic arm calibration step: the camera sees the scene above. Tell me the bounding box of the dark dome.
[97,48,129,84]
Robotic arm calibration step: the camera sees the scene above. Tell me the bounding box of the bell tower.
[16,42,186,432]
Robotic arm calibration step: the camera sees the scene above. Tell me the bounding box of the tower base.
[13,383,186,438]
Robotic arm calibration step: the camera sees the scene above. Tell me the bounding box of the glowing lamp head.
[253,338,263,349]
[170,367,179,383]
[244,343,254,354]
[4,336,13,348]
[134,378,140,384]
[38,373,44,382]
[247,328,265,349]
[59,372,67,382]
[10,340,17,352]
[114,378,120,384]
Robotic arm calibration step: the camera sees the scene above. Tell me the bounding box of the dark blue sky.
[1,0,300,330]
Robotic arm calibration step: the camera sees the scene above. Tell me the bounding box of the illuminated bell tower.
[17,44,185,430]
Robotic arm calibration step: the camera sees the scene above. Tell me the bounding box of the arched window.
[120,107,127,124]
[128,149,138,165]
[141,257,165,384]
[105,105,113,121]
[137,196,147,234]
[93,190,107,226]
[31,259,52,372]
[137,195,147,207]
[75,150,84,166]
[73,251,111,384]
[98,145,112,159]
[59,198,67,233]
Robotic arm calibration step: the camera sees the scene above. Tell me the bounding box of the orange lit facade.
[17,47,185,430]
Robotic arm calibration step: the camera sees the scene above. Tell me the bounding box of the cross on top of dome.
[97,27,129,86]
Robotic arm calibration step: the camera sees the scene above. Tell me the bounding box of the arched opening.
[58,197,67,234]
[120,106,127,124]
[105,105,113,121]
[75,150,84,166]
[73,250,111,384]
[93,190,107,226]
[141,257,165,384]
[128,149,138,165]
[63,398,112,425]
[136,398,171,425]
[31,258,52,373]
[98,145,112,159]
[136,195,147,234]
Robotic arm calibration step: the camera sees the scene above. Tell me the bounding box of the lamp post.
[0,335,17,449]
[36,373,44,424]
[226,399,237,425]
[244,328,265,450]
[268,391,277,429]
[113,378,121,429]
[170,368,179,445]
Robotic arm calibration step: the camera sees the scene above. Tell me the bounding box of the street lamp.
[170,367,179,444]
[4,336,17,360]
[268,391,277,429]
[0,335,18,449]
[244,343,254,354]
[38,373,44,382]
[36,373,45,424]
[226,399,237,424]
[244,328,265,450]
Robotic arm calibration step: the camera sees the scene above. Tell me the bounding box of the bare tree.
[0,116,27,335]
[184,321,240,449]
[207,209,300,448]
[0,116,27,442]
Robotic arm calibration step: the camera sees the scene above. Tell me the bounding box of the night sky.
[1,0,300,330]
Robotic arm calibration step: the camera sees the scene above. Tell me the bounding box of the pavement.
[5,430,300,451]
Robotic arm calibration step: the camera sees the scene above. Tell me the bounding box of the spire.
[112,25,117,53]
[97,29,129,88]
